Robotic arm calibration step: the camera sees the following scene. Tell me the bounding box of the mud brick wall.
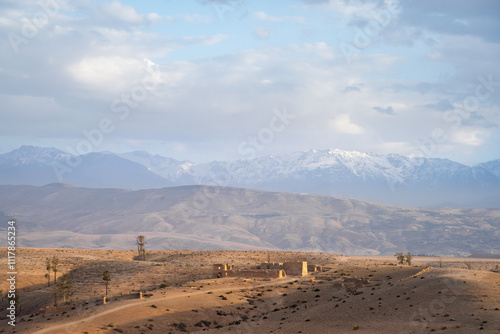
[283,261,308,276]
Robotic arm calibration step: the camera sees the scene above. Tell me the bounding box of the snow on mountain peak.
[0,145,70,165]
[0,146,499,207]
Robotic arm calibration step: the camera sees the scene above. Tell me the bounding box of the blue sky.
[0,0,499,164]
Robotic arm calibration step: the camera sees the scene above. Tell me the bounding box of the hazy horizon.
[3,144,500,165]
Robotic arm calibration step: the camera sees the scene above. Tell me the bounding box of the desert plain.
[1,248,499,334]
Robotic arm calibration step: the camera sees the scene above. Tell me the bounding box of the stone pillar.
[139,292,143,299]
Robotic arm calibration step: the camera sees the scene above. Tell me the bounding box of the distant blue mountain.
[0,146,170,189]
[1,145,499,207]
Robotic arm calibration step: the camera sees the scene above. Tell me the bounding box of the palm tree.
[45,257,52,287]
[103,270,111,296]
[52,256,60,284]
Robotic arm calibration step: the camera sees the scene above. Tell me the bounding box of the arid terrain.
[1,184,500,256]
[1,248,500,333]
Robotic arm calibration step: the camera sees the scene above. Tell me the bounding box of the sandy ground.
[0,248,499,333]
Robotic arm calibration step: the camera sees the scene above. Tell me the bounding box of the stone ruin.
[213,263,285,278]
[213,263,232,277]
[213,261,319,279]
[283,261,308,276]
[307,264,322,272]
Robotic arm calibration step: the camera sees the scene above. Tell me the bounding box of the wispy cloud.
[253,11,282,22]
[253,27,270,39]
[182,14,212,23]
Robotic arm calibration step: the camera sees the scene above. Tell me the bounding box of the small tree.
[136,235,147,260]
[52,256,60,284]
[405,252,413,266]
[395,252,405,265]
[395,252,413,266]
[103,270,111,296]
[57,274,73,305]
[45,257,52,287]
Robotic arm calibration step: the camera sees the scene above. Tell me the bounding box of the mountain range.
[1,184,499,256]
[1,145,499,207]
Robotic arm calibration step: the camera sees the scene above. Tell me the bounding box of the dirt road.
[32,277,297,334]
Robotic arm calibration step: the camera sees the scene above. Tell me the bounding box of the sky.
[0,0,499,164]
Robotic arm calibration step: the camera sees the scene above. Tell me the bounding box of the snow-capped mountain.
[1,146,499,207]
[0,146,170,189]
[477,159,500,179]
[118,151,197,185]
[182,149,500,207]
[0,145,71,166]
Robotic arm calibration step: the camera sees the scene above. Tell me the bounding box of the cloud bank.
[0,0,498,163]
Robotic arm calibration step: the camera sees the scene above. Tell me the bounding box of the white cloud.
[253,11,282,22]
[101,1,145,24]
[450,129,485,146]
[454,19,469,26]
[89,1,173,27]
[0,0,498,163]
[287,16,307,24]
[68,56,146,93]
[182,14,212,23]
[310,0,380,21]
[183,34,229,46]
[254,27,270,39]
[205,33,229,45]
[328,114,365,134]
[0,15,18,29]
